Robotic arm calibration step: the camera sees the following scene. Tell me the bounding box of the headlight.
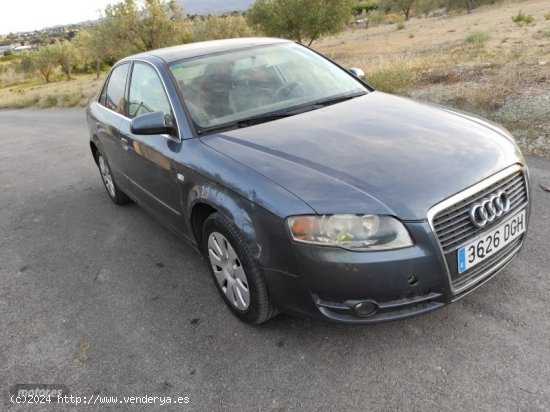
[286,214,413,251]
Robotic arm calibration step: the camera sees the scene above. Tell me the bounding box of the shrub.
[0,94,40,109]
[367,10,386,26]
[59,91,82,107]
[544,12,550,20]
[386,13,405,24]
[512,10,534,26]
[352,1,379,15]
[41,94,59,108]
[366,56,419,94]
[396,21,406,30]
[465,28,490,48]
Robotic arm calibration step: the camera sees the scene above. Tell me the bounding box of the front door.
[119,62,184,232]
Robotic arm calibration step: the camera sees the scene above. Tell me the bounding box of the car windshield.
[169,43,367,133]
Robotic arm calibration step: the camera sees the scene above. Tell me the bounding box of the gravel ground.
[410,83,550,157]
[0,108,549,411]
[496,91,550,157]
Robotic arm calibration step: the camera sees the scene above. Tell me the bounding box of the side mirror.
[348,67,366,80]
[130,111,174,135]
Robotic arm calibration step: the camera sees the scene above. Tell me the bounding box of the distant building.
[13,45,33,52]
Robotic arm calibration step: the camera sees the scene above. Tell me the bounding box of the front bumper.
[262,163,530,324]
[264,218,527,323]
[265,222,525,323]
[264,221,453,323]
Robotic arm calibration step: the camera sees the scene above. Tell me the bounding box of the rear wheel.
[96,150,131,205]
[202,213,276,324]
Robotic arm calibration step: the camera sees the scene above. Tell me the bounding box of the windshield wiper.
[197,110,301,135]
[197,92,367,135]
[312,91,368,107]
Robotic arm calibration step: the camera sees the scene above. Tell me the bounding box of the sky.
[0,0,254,35]
[0,0,115,34]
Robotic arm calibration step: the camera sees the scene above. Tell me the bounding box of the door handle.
[121,137,129,151]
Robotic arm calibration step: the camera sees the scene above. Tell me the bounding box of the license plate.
[457,209,526,274]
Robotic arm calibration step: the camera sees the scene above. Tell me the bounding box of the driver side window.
[128,62,172,120]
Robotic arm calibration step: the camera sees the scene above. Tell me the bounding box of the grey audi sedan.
[86,38,530,324]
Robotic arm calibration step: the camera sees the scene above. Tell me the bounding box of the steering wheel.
[273,81,302,100]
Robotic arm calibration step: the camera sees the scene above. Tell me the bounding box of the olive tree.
[49,40,77,80]
[33,47,57,83]
[16,47,57,83]
[247,0,354,46]
[103,0,191,53]
[379,0,417,20]
[16,53,36,77]
[74,22,114,79]
[416,0,440,17]
[192,15,254,42]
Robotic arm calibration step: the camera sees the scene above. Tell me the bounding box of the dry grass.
[0,74,102,110]
[444,69,522,113]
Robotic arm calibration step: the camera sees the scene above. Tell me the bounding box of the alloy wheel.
[98,155,115,198]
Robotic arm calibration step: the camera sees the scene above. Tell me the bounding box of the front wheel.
[202,213,276,324]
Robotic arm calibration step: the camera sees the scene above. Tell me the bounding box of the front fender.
[175,138,315,271]
[187,182,261,258]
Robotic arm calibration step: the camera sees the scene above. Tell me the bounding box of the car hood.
[201,92,523,220]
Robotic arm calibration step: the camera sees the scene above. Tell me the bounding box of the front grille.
[429,167,529,293]
[432,171,527,253]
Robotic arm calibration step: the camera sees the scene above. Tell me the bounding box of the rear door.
[118,61,184,232]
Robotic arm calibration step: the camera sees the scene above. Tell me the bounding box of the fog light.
[354,300,378,317]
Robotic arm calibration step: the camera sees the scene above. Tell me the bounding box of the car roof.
[126,37,292,64]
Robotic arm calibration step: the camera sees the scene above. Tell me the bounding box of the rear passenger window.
[104,64,129,115]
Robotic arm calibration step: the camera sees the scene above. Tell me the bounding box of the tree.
[103,0,191,53]
[416,0,440,17]
[379,0,416,20]
[247,0,354,46]
[191,15,254,42]
[33,47,57,83]
[16,52,37,77]
[74,22,114,79]
[352,1,378,15]
[49,40,77,80]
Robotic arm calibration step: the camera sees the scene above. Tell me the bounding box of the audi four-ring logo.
[469,190,511,228]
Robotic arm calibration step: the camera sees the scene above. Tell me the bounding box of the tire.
[96,149,131,205]
[202,212,276,324]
